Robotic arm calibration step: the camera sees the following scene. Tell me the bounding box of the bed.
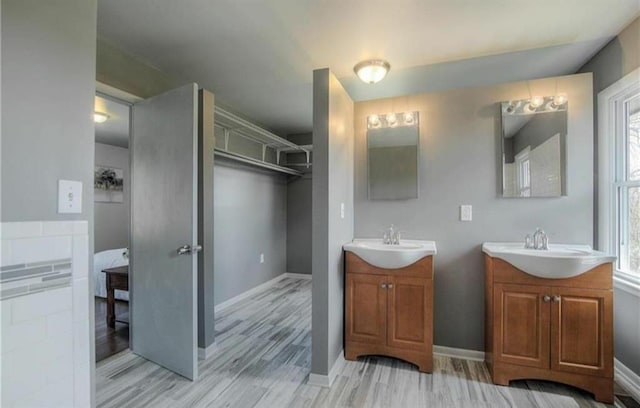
[94,248,129,301]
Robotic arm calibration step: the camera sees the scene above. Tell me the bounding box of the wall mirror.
[367,111,419,200]
[501,96,568,197]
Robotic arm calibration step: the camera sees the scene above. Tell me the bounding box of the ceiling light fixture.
[354,59,391,84]
[94,112,109,123]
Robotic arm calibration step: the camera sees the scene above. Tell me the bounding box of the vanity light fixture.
[367,111,418,129]
[94,112,109,123]
[354,59,391,84]
[502,95,568,115]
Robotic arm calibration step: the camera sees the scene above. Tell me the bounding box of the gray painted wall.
[213,159,287,305]
[578,16,640,377]
[1,0,98,403]
[2,0,97,224]
[312,69,354,376]
[286,133,313,275]
[354,73,593,352]
[94,143,130,252]
[287,177,312,274]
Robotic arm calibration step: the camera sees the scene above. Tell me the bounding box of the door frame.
[92,82,142,403]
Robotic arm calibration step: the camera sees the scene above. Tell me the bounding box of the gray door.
[131,83,199,380]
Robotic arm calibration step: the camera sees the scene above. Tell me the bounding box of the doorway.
[93,93,132,362]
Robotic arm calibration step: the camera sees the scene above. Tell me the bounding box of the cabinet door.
[494,283,550,369]
[346,273,387,345]
[550,287,613,377]
[387,276,432,351]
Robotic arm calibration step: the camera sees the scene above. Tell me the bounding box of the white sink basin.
[482,242,616,279]
[343,239,437,269]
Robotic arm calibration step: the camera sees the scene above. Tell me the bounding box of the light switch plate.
[340,203,345,219]
[460,205,472,221]
[58,180,82,214]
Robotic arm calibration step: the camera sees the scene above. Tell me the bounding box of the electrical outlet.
[260,253,264,264]
[460,205,472,221]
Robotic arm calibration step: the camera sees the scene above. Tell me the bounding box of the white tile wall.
[0,221,90,408]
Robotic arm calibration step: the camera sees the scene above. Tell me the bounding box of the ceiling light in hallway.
[354,59,391,84]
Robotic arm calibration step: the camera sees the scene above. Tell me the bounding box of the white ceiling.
[97,0,640,135]
[94,95,130,148]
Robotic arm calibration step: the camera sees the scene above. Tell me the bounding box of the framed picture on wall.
[94,165,124,203]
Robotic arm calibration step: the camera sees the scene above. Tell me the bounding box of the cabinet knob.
[381,283,387,289]
[553,295,561,303]
[542,295,551,303]
[387,284,393,289]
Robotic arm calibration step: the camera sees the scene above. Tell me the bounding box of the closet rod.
[214,149,303,176]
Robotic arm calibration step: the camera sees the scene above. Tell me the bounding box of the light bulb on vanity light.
[553,93,568,106]
[386,113,397,126]
[368,114,380,128]
[529,96,544,108]
[403,112,415,124]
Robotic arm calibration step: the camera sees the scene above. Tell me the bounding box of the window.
[599,68,640,287]
[616,93,640,277]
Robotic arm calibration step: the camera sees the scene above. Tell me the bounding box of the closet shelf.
[213,106,311,176]
[214,150,303,176]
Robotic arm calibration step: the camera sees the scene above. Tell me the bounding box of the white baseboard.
[615,358,640,403]
[433,345,485,362]
[284,272,312,280]
[308,350,345,387]
[214,272,311,314]
[198,342,218,360]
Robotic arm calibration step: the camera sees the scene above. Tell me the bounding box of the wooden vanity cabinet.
[345,252,433,372]
[485,255,614,403]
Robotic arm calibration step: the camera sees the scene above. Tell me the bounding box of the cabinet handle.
[553,295,561,303]
[542,295,551,303]
[387,284,393,289]
[381,283,387,289]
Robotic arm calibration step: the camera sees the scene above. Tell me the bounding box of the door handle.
[177,244,202,255]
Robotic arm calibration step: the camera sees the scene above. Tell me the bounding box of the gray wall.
[2,0,97,223]
[354,73,593,352]
[213,159,287,305]
[94,143,130,252]
[312,69,354,376]
[578,16,640,377]
[286,133,313,275]
[287,177,312,274]
[1,0,98,403]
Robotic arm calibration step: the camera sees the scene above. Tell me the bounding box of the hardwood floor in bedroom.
[96,277,637,408]
[95,297,129,362]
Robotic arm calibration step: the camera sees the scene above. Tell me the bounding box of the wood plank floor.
[97,277,636,408]
[95,297,129,362]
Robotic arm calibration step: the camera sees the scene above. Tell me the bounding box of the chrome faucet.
[383,224,401,245]
[526,228,548,250]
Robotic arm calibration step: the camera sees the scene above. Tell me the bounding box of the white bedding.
[94,248,129,301]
